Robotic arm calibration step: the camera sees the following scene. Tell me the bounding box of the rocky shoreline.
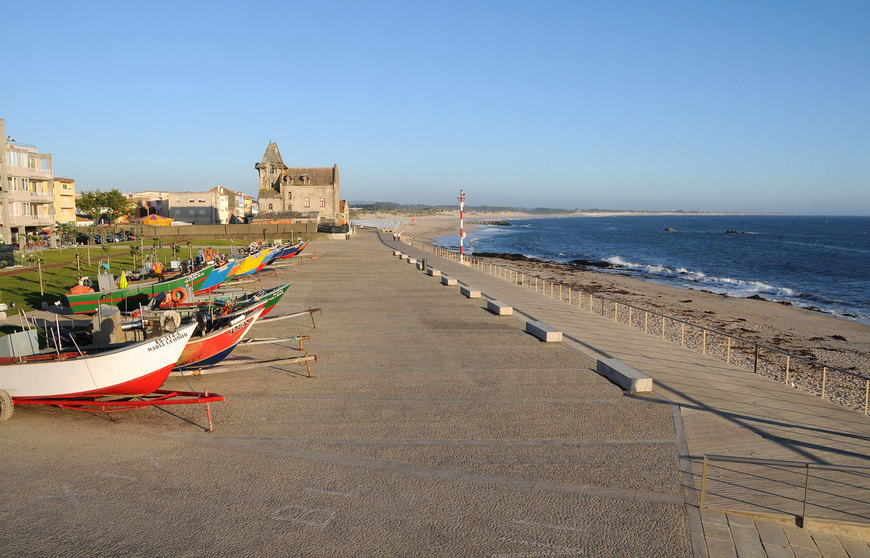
[368,210,870,412]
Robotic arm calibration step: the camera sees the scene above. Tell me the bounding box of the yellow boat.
[230,249,271,278]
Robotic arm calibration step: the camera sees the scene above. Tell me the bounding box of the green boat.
[63,264,216,314]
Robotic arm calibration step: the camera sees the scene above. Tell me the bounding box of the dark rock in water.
[470,220,512,226]
[569,259,614,269]
[746,294,766,300]
[664,227,676,232]
[726,229,746,234]
[473,252,543,262]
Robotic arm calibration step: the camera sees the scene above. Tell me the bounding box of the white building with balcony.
[0,118,56,245]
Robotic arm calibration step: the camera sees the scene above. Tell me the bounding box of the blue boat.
[195,260,235,294]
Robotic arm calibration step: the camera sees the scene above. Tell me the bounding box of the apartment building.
[53,177,77,223]
[0,118,55,244]
[212,185,255,224]
[127,191,170,218]
[167,190,219,225]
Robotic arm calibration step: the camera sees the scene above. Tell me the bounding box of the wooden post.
[727,338,731,364]
[614,302,618,322]
[785,355,790,385]
[681,323,685,346]
[822,367,827,399]
[661,316,665,340]
[644,312,648,333]
[628,306,632,327]
[703,330,707,355]
[865,380,869,416]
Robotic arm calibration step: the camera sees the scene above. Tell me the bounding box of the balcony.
[1,190,54,204]
[2,214,55,228]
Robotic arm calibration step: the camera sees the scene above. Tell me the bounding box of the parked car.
[76,233,90,245]
[124,231,137,241]
[93,234,103,244]
[113,233,124,242]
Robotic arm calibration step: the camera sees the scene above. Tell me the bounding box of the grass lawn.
[0,241,231,312]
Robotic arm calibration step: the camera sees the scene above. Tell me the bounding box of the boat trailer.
[12,390,224,431]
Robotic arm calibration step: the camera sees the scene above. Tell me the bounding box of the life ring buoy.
[171,287,187,304]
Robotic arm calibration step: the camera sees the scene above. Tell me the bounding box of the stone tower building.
[255,142,342,224]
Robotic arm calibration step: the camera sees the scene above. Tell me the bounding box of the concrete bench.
[416,262,425,270]
[525,321,562,342]
[441,275,457,286]
[460,286,481,299]
[393,250,401,256]
[486,300,513,316]
[427,268,441,277]
[407,257,417,264]
[596,358,653,392]
[397,253,405,259]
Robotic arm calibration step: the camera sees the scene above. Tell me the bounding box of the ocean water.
[435,215,870,324]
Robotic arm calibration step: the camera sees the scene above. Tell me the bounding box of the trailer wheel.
[0,390,13,422]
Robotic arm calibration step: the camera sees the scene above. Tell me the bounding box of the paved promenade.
[392,231,870,557]
[0,230,867,556]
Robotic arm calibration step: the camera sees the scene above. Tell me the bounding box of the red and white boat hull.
[1,323,196,400]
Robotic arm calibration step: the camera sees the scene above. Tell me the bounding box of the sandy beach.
[355,209,870,410]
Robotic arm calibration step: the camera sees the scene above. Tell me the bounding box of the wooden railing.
[404,238,870,415]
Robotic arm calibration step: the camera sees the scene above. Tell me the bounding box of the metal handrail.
[700,454,870,525]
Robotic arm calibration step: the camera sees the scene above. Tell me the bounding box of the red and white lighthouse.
[458,188,466,263]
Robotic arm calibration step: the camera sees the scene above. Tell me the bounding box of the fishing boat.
[253,247,282,273]
[0,323,196,401]
[195,260,235,295]
[176,302,266,369]
[274,240,309,260]
[64,265,215,313]
[231,249,271,278]
[210,282,290,318]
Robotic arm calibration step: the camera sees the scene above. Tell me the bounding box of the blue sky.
[2,1,868,214]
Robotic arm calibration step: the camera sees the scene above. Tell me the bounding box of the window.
[268,203,273,211]
[303,197,310,208]
[319,198,326,208]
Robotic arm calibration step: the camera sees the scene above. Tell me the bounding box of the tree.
[76,189,135,224]
[56,222,76,248]
[129,243,141,271]
[23,252,46,297]
[101,243,112,269]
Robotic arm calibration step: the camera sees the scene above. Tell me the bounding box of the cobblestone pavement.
[393,232,870,558]
[1,233,691,556]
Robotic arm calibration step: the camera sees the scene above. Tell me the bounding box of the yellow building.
[53,177,77,224]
